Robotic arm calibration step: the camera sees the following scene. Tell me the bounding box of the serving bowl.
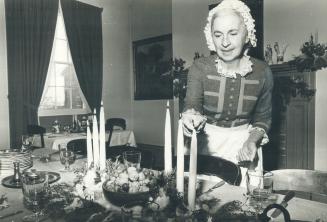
[102,179,151,206]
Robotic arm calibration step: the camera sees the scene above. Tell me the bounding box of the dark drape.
[61,0,103,113]
[5,0,58,148]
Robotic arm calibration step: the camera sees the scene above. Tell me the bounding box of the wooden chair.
[67,139,87,156]
[105,118,126,147]
[173,155,242,186]
[27,124,46,148]
[271,169,327,202]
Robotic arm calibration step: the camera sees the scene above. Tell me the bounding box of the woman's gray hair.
[204,0,257,52]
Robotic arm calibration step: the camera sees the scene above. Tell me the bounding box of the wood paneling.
[264,64,315,170]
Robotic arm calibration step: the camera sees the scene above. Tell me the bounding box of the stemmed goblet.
[59,149,76,172]
[123,151,141,170]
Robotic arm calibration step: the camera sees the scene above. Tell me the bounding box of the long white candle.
[314,30,319,44]
[176,117,184,193]
[188,130,197,211]
[92,109,100,168]
[164,100,172,174]
[86,120,93,168]
[99,101,106,171]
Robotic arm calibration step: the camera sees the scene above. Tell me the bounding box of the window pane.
[72,88,83,109]
[56,14,66,39]
[46,64,56,86]
[55,86,66,108]
[55,63,69,87]
[71,70,79,87]
[54,39,68,62]
[40,87,56,110]
[64,88,71,109]
[38,7,90,116]
[66,66,74,86]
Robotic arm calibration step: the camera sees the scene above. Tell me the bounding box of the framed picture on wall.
[133,34,173,100]
[209,0,264,60]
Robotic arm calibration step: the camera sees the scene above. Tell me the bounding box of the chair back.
[105,118,126,147]
[173,155,242,186]
[67,139,87,155]
[27,125,46,148]
[105,118,126,131]
[271,169,327,196]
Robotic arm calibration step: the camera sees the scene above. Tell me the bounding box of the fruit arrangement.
[104,158,160,194]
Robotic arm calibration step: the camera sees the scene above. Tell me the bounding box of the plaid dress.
[184,55,273,186]
[184,54,273,132]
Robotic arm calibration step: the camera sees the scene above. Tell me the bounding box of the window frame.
[38,4,90,117]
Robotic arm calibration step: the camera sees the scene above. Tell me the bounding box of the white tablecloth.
[2,157,327,222]
[33,130,137,150]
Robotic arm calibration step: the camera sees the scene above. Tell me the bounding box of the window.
[38,6,90,116]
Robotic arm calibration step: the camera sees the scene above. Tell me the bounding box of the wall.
[0,0,11,149]
[172,0,327,170]
[131,0,172,146]
[79,0,133,129]
[80,0,173,146]
[172,0,217,67]
[99,0,133,129]
[264,0,327,171]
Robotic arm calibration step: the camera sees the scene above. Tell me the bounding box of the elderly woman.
[182,0,273,186]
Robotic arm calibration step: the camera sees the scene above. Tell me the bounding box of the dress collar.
[214,55,253,79]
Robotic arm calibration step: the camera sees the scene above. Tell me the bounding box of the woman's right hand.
[182,111,207,137]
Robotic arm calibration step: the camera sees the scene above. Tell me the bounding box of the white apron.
[195,123,263,187]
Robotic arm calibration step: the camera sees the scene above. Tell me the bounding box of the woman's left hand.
[237,141,257,162]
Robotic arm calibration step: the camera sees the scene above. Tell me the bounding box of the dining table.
[0,154,327,222]
[32,129,137,150]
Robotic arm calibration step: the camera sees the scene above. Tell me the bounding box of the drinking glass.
[21,170,49,222]
[59,149,76,172]
[246,170,273,200]
[21,135,34,152]
[59,143,67,151]
[123,151,141,170]
[246,170,274,212]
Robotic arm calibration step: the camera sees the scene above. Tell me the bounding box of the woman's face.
[211,10,248,63]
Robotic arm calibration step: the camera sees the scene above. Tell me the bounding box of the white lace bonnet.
[204,0,257,52]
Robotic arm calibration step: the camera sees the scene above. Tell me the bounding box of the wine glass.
[21,170,49,222]
[123,151,141,170]
[21,135,34,152]
[59,149,76,172]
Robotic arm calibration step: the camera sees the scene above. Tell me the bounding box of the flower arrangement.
[289,35,327,72]
[72,156,224,220]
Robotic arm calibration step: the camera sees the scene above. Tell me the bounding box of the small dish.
[1,171,61,188]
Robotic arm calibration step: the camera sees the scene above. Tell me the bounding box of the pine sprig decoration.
[289,35,327,72]
[300,37,326,57]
